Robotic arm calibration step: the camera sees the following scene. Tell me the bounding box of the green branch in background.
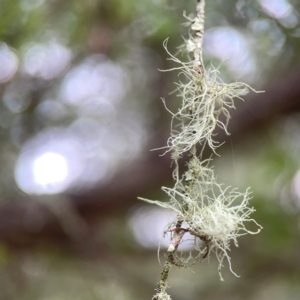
[139,1,263,299]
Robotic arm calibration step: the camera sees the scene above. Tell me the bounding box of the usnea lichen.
[157,41,254,156]
[139,0,262,298]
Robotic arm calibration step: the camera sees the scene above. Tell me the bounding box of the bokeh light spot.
[15,129,83,195]
[60,55,127,106]
[0,43,19,83]
[23,42,71,80]
[33,152,68,188]
[258,0,293,19]
[20,0,45,11]
[204,27,256,79]
[128,206,194,250]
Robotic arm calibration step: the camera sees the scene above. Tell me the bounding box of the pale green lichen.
[153,291,171,300]
[139,0,262,297]
[140,158,262,280]
[156,40,259,156]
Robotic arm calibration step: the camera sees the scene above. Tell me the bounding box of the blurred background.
[0,0,300,299]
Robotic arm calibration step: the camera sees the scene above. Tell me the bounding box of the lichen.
[138,0,262,296]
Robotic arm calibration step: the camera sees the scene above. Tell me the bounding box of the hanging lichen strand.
[139,1,262,299]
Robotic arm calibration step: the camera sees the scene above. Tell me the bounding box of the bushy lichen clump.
[158,41,253,156]
[139,0,262,298]
[141,157,262,280]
